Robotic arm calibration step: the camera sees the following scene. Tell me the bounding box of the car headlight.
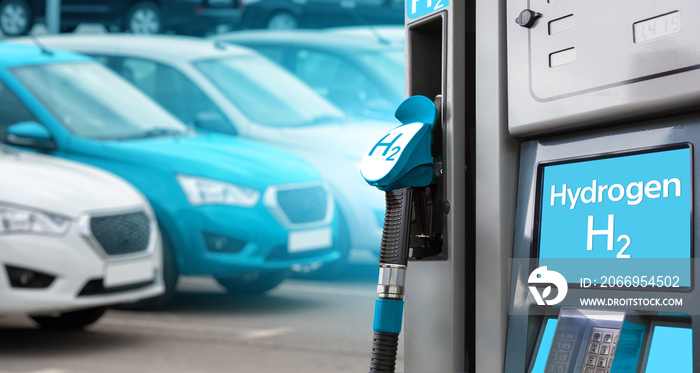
[0,204,70,235]
[177,175,260,207]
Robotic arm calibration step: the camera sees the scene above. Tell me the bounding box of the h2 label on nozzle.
[361,95,437,192]
[360,122,423,183]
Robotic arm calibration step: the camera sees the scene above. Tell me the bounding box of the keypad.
[545,325,581,373]
[580,327,620,373]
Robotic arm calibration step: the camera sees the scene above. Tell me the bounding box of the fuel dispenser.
[395,0,699,372]
[504,0,699,371]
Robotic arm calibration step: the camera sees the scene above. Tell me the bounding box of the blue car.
[0,43,338,304]
[19,34,397,278]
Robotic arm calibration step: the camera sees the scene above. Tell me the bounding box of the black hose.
[370,331,400,372]
[379,188,412,266]
[369,187,413,373]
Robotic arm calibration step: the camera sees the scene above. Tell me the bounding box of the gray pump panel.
[403,0,699,371]
[507,0,700,136]
[505,1,700,372]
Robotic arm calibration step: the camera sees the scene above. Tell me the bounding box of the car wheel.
[0,0,33,36]
[115,230,179,310]
[30,307,107,330]
[125,1,161,34]
[266,11,298,30]
[215,270,290,295]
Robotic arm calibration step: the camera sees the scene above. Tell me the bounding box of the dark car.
[238,0,404,30]
[0,0,243,36]
[211,27,405,121]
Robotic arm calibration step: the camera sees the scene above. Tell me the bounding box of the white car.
[18,34,396,275]
[0,146,163,329]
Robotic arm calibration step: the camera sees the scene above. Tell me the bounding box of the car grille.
[90,211,150,256]
[78,278,155,296]
[276,185,329,225]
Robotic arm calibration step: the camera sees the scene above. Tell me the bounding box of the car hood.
[274,120,399,161]
[99,133,320,189]
[0,148,147,218]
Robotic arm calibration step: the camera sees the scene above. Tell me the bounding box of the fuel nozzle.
[360,95,438,373]
[361,95,438,192]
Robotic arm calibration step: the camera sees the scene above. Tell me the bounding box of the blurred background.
[0,0,405,372]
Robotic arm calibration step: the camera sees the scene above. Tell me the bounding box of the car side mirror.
[5,121,57,151]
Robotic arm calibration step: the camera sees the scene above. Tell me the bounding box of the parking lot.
[0,7,406,371]
[0,265,404,373]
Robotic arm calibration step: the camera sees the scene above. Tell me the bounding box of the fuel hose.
[370,187,412,372]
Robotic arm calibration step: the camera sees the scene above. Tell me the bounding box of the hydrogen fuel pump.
[503,1,700,372]
[398,0,699,372]
[360,95,443,372]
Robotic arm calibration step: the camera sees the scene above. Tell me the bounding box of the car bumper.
[0,220,163,316]
[159,192,339,277]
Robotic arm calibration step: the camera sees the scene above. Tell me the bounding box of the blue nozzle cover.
[394,95,438,126]
[360,96,438,191]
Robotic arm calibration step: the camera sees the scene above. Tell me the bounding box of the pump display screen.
[535,145,693,288]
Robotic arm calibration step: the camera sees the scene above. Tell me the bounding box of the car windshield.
[357,49,405,98]
[194,55,345,127]
[12,62,187,140]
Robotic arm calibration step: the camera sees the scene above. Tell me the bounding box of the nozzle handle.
[379,188,413,266]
